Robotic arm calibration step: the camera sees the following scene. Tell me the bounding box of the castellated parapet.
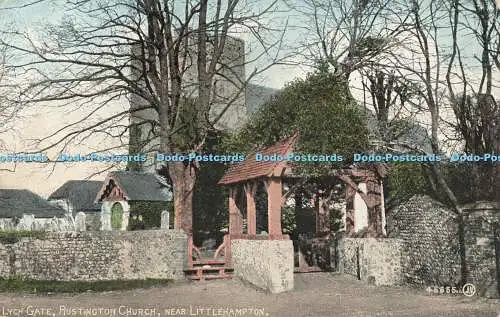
[129,35,247,172]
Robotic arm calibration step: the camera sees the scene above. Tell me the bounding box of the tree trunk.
[366,178,383,237]
[315,191,331,237]
[169,161,196,233]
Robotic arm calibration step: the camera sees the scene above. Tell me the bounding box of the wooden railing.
[186,234,231,268]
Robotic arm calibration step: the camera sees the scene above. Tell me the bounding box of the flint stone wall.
[387,195,500,298]
[342,238,403,286]
[463,201,499,297]
[387,195,462,286]
[231,239,294,293]
[0,230,187,280]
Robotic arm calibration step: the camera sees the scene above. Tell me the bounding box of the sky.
[0,0,308,89]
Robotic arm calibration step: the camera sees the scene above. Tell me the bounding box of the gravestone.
[101,207,112,231]
[19,214,35,230]
[75,212,86,231]
[161,210,170,230]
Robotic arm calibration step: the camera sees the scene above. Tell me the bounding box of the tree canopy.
[221,71,371,177]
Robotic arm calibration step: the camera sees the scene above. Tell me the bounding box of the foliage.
[386,161,494,208]
[353,36,388,58]
[219,70,370,237]
[283,204,344,240]
[192,132,229,245]
[0,276,172,294]
[170,97,202,151]
[0,231,47,244]
[281,206,297,234]
[220,70,370,177]
[386,162,429,209]
[128,201,173,230]
[430,163,494,205]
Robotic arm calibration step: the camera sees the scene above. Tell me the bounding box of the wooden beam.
[244,182,258,235]
[229,186,243,235]
[266,177,283,236]
[337,174,378,209]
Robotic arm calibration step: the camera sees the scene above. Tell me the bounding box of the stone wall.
[0,230,187,281]
[463,201,500,297]
[387,195,500,298]
[231,239,294,293]
[341,238,403,286]
[342,238,361,278]
[387,195,462,286]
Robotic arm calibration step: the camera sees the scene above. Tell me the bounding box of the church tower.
[128,35,247,173]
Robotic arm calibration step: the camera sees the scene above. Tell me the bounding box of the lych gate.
[184,133,387,279]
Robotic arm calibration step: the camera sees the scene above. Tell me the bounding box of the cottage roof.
[0,189,66,218]
[48,180,102,212]
[218,133,298,185]
[96,171,172,202]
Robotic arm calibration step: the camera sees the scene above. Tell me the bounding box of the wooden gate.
[184,234,233,280]
[295,233,341,273]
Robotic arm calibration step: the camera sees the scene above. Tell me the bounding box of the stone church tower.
[128,35,248,173]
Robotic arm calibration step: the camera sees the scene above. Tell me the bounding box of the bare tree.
[445,0,500,201]
[0,45,19,150]
[284,0,411,79]
[0,0,287,232]
[377,0,500,283]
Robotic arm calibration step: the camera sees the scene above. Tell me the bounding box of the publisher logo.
[462,283,476,297]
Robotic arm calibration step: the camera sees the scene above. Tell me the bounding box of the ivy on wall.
[128,201,173,230]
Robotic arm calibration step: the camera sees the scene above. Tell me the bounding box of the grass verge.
[0,277,173,294]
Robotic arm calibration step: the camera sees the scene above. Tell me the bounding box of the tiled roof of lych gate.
[218,133,298,185]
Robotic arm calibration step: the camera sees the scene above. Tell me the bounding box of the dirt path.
[0,274,498,317]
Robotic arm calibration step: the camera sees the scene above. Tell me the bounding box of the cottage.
[0,189,73,231]
[48,180,103,230]
[95,171,173,231]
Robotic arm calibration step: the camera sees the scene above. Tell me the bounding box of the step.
[188,271,233,280]
[294,266,323,273]
[184,266,234,280]
[185,267,230,272]
[184,267,233,273]
[192,260,226,265]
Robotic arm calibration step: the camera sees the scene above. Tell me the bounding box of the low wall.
[231,239,294,293]
[0,230,187,281]
[342,238,403,286]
